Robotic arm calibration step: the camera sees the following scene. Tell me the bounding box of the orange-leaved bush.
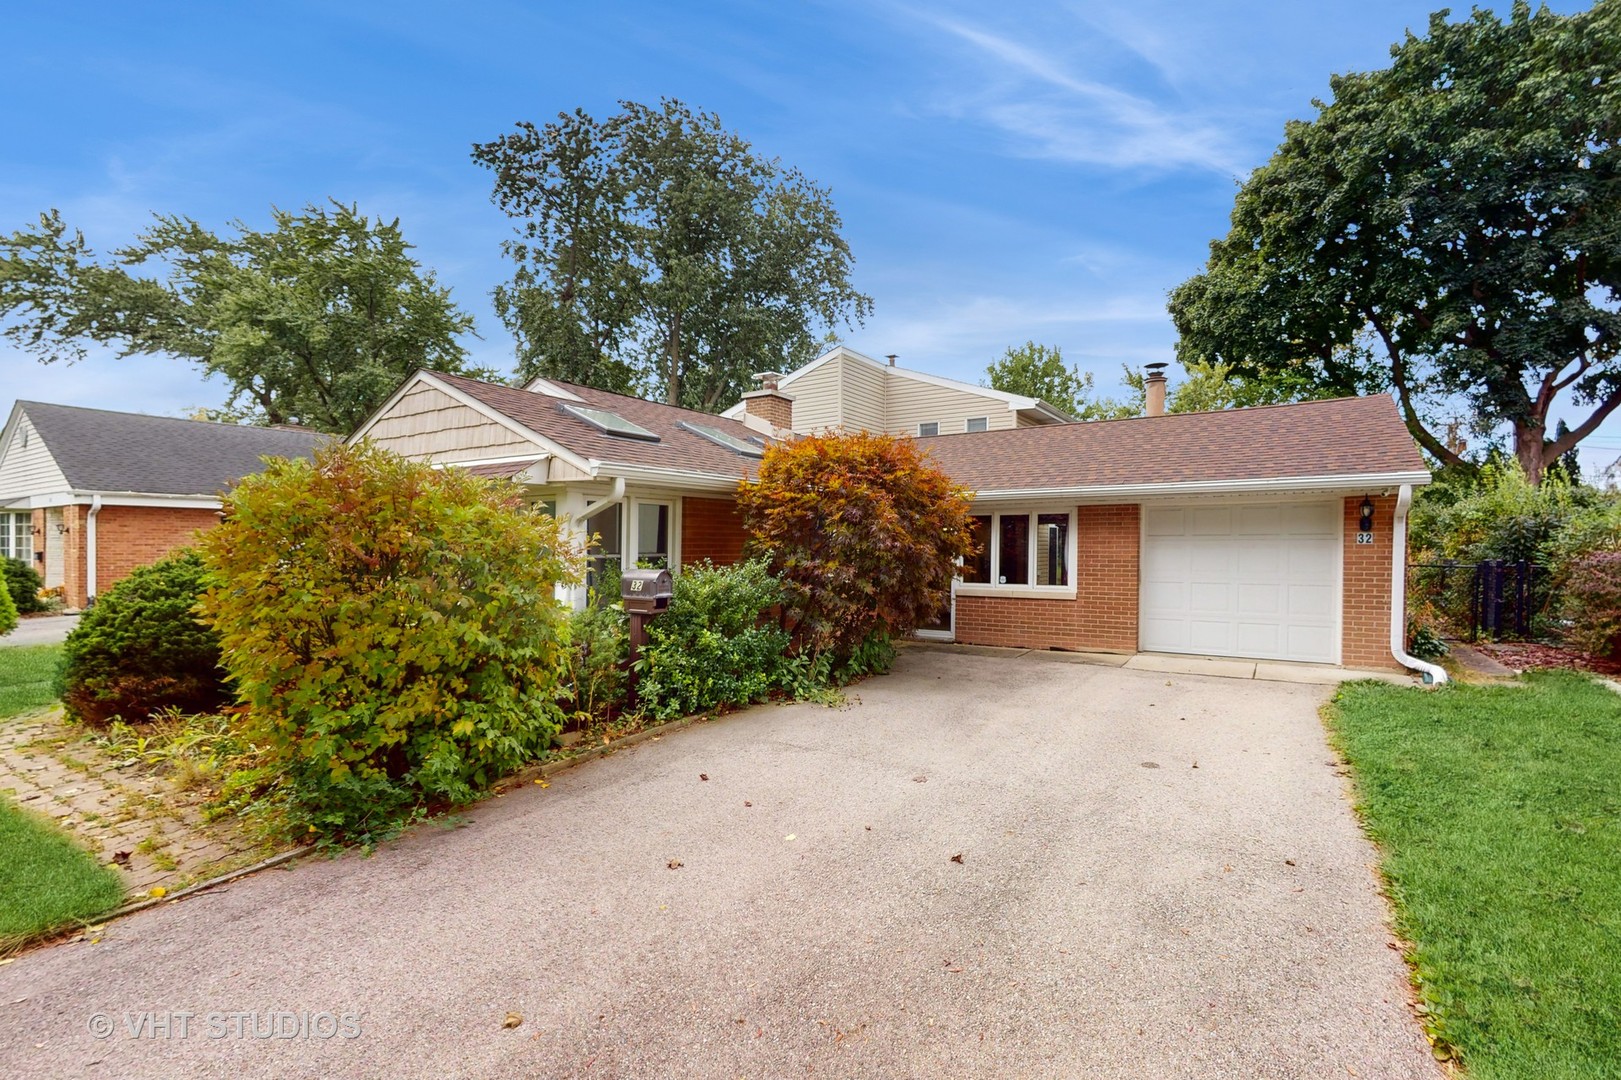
[196,442,580,838]
[735,431,977,672]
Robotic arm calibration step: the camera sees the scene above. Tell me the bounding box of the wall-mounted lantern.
[1355,495,1375,546]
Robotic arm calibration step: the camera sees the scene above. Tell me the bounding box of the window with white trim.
[965,416,988,433]
[0,512,32,563]
[917,421,939,437]
[634,501,671,569]
[961,510,1072,590]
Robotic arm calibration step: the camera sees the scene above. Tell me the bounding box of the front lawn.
[1327,672,1621,1079]
[0,797,125,949]
[0,644,62,719]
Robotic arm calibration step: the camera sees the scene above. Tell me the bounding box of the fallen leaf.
[1285,859,1296,866]
[534,779,549,788]
[949,853,964,864]
[744,800,752,807]
[667,859,683,870]
[111,851,131,867]
[699,774,709,781]
[148,886,167,899]
[784,834,796,842]
[503,1012,523,1029]
[912,775,927,783]
[864,825,872,831]
[1190,762,1199,769]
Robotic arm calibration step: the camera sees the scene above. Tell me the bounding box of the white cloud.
[900,10,1244,175]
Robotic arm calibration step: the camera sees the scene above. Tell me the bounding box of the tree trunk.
[665,312,682,407]
[1514,418,1549,485]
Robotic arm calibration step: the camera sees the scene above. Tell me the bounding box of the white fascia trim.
[417,372,596,477]
[9,491,224,510]
[428,453,550,470]
[968,471,1433,502]
[595,462,744,493]
[521,377,586,402]
[0,402,25,465]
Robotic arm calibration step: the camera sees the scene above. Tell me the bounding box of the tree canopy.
[0,202,479,433]
[473,99,873,411]
[1168,1,1621,482]
[984,342,1135,420]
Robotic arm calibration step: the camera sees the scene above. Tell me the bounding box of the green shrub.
[3,558,45,614]
[196,442,580,840]
[1562,552,1621,657]
[1407,622,1449,661]
[560,592,628,727]
[0,578,15,637]
[1410,461,1587,565]
[55,551,225,725]
[636,559,793,720]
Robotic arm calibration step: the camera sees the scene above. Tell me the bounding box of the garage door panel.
[1237,582,1281,614]
[1189,507,1233,535]
[1140,500,1340,664]
[1288,583,1334,618]
[1144,508,1186,536]
[1237,504,1282,534]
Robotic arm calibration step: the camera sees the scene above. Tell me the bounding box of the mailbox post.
[620,568,673,700]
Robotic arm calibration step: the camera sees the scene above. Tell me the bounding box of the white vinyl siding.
[840,352,886,432]
[1139,501,1340,664]
[0,413,70,500]
[884,373,1017,435]
[363,383,539,463]
[780,357,844,433]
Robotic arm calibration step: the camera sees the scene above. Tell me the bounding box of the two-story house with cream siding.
[717,345,1074,436]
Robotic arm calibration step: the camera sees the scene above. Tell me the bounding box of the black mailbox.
[621,568,674,614]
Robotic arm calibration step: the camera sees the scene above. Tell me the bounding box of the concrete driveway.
[1,648,1437,1079]
[1,614,78,647]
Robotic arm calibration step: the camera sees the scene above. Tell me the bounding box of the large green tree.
[984,342,1133,420]
[473,99,873,411]
[1169,1,1621,482]
[0,202,478,433]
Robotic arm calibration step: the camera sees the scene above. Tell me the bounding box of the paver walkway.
[0,709,277,897]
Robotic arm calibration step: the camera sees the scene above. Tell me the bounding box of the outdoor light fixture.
[1358,496,1375,533]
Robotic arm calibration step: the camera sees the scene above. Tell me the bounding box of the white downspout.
[585,475,627,518]
[85,494,102,605]
[1391,484,1447,685]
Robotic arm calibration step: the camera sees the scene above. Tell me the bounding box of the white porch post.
[556,489,591,611]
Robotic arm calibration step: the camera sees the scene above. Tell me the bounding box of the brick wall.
[741,391,793,430]
[1342,494,1400,669]
[954,504,1140,652]
[58,504,221,609]
[680,496,747,568]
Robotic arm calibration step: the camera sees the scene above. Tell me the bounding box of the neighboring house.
[717,345,1073,435]
[361,364,1433,674]
[0,402,328,609]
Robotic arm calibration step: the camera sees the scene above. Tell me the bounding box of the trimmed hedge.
[55,551,225,725]
[3,558,45,615]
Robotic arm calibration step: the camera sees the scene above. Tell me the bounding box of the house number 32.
[1355,531,1374,545]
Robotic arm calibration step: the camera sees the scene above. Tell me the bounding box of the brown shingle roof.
[431,372,767,481]
[460,458,542,479]
[916,395,1426,492]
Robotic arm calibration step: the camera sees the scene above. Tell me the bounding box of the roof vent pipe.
[1144,362,1168,417]
[885,354,898,367]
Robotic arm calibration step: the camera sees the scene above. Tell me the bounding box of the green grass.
[0,796,125,948]
[0,644,62,719]
[1328,671,1621,1079]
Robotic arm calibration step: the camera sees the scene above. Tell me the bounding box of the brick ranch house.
[355,357,1439,679]
[0,401,327,610]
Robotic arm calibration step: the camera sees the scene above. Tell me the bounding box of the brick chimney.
[1144,362,1168,417]
[742,371,794,430]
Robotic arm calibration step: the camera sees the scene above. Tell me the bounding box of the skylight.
[559,403,659,442]
[678,421,764,458]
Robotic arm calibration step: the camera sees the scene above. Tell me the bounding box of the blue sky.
[4,0,1615,472]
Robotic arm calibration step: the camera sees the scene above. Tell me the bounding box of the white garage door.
[1140,501,1340,664]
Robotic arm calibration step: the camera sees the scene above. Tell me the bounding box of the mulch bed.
[1476,640,1621,676]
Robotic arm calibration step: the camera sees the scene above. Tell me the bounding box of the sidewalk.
[0,614,80,648]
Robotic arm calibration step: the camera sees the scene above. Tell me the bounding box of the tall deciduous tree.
[473,100,873,411]
[0,203,479,433]
[1169,2,1621,483]
[984,342,1133,420]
